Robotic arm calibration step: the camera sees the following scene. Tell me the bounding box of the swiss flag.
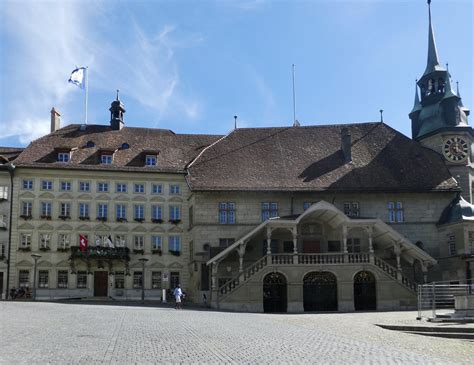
[79,234,88,252]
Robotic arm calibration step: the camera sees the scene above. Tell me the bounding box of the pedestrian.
[203,293,207,307]
[173,284,183,309]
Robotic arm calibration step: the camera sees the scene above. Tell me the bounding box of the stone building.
[2,2,473,311]
[0,148,23,299]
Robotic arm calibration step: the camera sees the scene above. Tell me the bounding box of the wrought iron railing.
[69,246,130,261]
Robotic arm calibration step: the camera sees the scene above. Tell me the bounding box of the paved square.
[0,302,472,364]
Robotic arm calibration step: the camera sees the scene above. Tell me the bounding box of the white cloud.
[0,1,201,144]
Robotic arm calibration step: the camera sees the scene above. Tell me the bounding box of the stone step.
[377,324,474,333]
[404,331,474,340]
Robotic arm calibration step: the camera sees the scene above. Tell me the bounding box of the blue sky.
[0,0,472,147]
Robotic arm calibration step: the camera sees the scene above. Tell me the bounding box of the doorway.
[303,271,338,311]
[263,272,287,313]
[94,271,108,297]
[354,271,376,310]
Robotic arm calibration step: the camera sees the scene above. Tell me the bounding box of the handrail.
[218,255,268,296]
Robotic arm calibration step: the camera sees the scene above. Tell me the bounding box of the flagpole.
[85,67,89,124]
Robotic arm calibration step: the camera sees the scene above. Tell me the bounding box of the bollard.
[162,288,167,303]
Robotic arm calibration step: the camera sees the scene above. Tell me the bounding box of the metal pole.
[85,67,89,124]
[431,281,436,319]
[141,260,145,303]
[292,64,296,125]
[31,254,41,301]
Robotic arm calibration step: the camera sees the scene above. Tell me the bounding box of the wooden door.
[94,271,108,297]
[303,240,321,253]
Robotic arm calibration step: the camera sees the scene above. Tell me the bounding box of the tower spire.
[424,0,444,76]
[411,80,422,113]
[456,81,464,107]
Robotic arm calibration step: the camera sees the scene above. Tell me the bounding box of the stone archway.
[263,272,287,313]
[354,271,376,311]
[303,271,338,311]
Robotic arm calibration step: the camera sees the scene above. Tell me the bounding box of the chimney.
[341,127,352,163]
[50,107,61,133]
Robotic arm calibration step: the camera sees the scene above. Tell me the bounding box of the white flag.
[106,235,115,248]
[68,67,86,89]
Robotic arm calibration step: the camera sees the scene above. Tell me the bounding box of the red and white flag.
[79,234,88,252]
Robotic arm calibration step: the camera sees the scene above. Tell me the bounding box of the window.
[0,214,6,228]
[116,183,127,193]
[22,201,32,217]
[41,180,53,190]
[170,272,180,289]
[344,202,360,217]
[41,202,52,217]
[169,206,181,221]
[39,233,50,249]
[38,270,49,288]
[115,235,126,248]
[20,233,31,248]
[134,205,145,220]
[145,155,157,166]
[60,202,71,217]
[100,154,113,164]
[134,183,145,193]
[57,270,68,288]
[134,236,144,250]
[347,238,361,253]
[170,184,180,195]
[469,232,474,254]
[115,272,125,289]
[152,271,162,289]
[58,234,70,249]
[133,271,143,289]
[97,204,108,219]
[169,236,181,252]
[152,236,162,250]
[23,179,33,190]
[283,241,294,253]
[77,271,87,289]
[116,204,127,220]
[388,202,404,223]
[79,203,89,218]
[448,234,456,256]
[219,238,235,248]
[79,181,90,192]
[19,270,29,288]
[328,241,341,252]
[97,182,109,192]
[57,152,70,162]
[261,202,278,221]
[152,205,162,220]
[60,181,71,191]
[0,186,8,200]
[0,243,5,258]
[152,184,162,194]
[303,202,314,211]
[219,202,235,224]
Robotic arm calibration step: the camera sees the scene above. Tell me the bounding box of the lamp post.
[31,254,41,300]
[138,258,148,303]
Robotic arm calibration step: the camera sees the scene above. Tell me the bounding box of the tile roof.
[14,124,221,173]
[0,147,24,162]
[186,122,458,192]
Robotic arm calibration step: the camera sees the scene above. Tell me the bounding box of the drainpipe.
[5,161,15,300]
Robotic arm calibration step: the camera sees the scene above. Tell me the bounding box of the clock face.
[443,136,469,162]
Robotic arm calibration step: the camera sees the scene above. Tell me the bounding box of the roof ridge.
[235,121,381,131]
[186,130,234,169]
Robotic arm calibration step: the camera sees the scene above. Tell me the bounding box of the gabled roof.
[13,124,221,173]
[187,122,458,192]
[0,147,24,162]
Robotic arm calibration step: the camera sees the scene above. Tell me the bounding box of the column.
[238,244,246,273]
[266,226,272,255]
[292,227,298,264]
[342,225,348,253]
[421,262,428,284]
[394,242,402,280]
[367,226,374,264]
[211,262,219,290]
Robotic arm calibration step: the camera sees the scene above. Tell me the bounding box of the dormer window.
[57,152,70,163]
[145,155,157,166]
[121,143,130,150]
[101,154,113,164]
[86,141,95,148]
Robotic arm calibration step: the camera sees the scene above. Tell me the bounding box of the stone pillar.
[394,242,402,280]
[238,244,246,273]
[342,225,348,253]
[367,226,374,264]
[292,227,298,264]
[421,261,428,284]
[266,226,272,255]
[211,262,219,290]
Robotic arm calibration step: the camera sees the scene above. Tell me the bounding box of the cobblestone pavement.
[0,302,472,364]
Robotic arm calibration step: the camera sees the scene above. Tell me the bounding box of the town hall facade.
[0,2,472,312]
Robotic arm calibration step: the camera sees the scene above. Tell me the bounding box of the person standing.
[173,284,183,309]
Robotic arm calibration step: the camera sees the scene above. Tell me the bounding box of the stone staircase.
[217,253,417,302]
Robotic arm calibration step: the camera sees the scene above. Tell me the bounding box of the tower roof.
[423,1,445,76]
[410,80,422,114]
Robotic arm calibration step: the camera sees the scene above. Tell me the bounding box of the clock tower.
[409,1,473,202]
